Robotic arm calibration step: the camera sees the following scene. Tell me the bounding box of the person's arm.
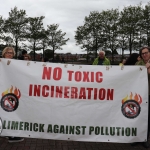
[148,68,150,74]
[92,58,97,65]
[146,62,150,74]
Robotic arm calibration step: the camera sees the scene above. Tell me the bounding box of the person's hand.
[146,61,150,69]
[148,67,150,74]
[146,60,150,74]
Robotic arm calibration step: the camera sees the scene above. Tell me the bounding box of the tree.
[38,29,49,58]
[0,16,5,44]
[101,9,120,61]
[26,16,45,60]
[120,5,142,54]
[4,6,28,57]
[0,17,12,49]
[142,2,150,46]
[75,11,106,58]
[75,10,119,61]
[118,14,129,58]
[46,24,69,59]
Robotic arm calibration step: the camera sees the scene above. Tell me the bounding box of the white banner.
[0,58,148,143]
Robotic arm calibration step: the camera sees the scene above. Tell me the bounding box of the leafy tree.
[0,16,5,44]
[142,2,150,46]
[4,6,28,57]
[75,10,119,61]
[75,11,106,58]
[46,24,69,59]
[0,16,12,49]
[38,29,49,58]
[26,16,45,60]
[120,5,142,54]
[75,25,92,54]
[101,9,120,61]
[118,11,129,58]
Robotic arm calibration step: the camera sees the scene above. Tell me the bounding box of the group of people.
[10,49,49,62]
[92,48,150,148]
[119,53,141,66]
[1,47,150,148]
[92,50,142,66]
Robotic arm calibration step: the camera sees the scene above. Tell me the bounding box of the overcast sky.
[1,0,150,54]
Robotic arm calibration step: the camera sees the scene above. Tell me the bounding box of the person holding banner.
[124,53,140,65]
[24,54,31,61]
[18,50,27,60]
[135,46,150,148]
[92,51,110,65]
[2,47,24,143]
[2,47,16,59]
[119,58,126,66]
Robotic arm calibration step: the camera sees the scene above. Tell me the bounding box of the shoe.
[131,142,138,146]
[8,137,24,143]
[142,141,149,148]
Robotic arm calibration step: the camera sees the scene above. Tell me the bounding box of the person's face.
[141,48,150,62]
[99,52,104,59]
[122,59,126,64]
[4,50,14,59]
[24,56,29,60]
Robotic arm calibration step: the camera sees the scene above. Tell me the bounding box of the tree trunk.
[52,47,54,62]
[43,48,45,58]
[33,42,35,61]
[15,39,18,59]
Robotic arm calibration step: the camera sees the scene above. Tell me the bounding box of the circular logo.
[1,93,19,112]
[121,100,141,119]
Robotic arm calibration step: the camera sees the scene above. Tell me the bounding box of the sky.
[0,0,150,54]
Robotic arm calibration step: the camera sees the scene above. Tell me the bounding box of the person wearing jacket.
[135,46,150,148]
[92,51,110,65]
[2,47,24,143]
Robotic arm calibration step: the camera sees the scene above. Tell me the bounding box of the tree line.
[0,6,69,60]
[75,2,150,60]
[1,3,150,61]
